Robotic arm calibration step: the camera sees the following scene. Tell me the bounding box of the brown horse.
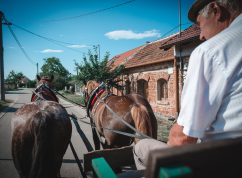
[11,75,72,178]
[83,80,157,149]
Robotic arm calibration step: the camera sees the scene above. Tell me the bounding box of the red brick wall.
[122,60,180,118]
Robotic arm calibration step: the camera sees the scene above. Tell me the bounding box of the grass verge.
[58,91,85,105]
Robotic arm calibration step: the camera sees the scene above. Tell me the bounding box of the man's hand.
[167,123,198,146]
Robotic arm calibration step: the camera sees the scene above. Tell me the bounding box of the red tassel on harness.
[91,89,105,107]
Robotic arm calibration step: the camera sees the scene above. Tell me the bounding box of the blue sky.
[1,0,194,80]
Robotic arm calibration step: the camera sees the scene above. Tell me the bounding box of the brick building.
[110,25,201,118]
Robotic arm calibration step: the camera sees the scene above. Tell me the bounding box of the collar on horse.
[86,82,107,117]
[31,83,59,103]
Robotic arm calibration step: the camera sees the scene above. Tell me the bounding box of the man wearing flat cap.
[133,0,242,170]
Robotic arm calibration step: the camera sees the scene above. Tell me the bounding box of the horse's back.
[12,101,71,132]
[11,101,72,178]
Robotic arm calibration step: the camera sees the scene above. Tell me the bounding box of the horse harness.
[31,83,59,103]
[85,82,151,142]
[86,82,110,117]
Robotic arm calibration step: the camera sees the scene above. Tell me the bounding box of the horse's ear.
[37,75,41,81]
[50,75,54,82]
[83,80,87,85]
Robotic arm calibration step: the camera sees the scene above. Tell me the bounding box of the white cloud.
[40,49,63,53]
[67,44,90,48]
[105,30,161,40]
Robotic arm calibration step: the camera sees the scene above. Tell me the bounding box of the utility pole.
[37,63,39,75]
[178,0,183,87]
[98,44,100,60]
[0,11,5,101]
[175,0,182,114]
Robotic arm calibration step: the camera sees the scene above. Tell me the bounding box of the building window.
[157,79,168,100]
[137,79,148,99]
[125,80,131,94]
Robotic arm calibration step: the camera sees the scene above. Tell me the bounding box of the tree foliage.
[75,47,124,85]
[40,57,70,90]
[5,70,24,85]
[40,57,69,77]
[5,70,36,88]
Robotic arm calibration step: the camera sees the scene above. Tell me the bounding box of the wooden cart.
[86,137,242,178]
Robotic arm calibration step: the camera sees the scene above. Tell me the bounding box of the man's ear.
[212,2,229,22]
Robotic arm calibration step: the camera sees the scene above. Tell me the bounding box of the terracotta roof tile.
[108,46,144,69]
[125,39,174,69]
[160,24,200,48]
[110,25,201,69]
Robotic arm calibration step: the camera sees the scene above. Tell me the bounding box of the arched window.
[137,79,148,98]
[157,79,168,100]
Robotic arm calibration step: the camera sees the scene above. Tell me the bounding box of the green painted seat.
[92,157,117,178]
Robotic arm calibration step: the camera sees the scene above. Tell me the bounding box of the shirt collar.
[229,12,242,27]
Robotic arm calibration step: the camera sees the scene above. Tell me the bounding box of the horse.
[11,75,72,178]
[83,80,157,149]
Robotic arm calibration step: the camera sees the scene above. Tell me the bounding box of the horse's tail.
[29,111,54,178]
[130,103,157,142]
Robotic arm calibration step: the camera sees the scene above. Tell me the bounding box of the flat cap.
[188,0,214,23]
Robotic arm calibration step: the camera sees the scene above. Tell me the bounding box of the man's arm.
[167,123,198,146]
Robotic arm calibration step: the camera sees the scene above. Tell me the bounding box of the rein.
[97,98,151,139]
[54,90,86,108]
[71,114,149,139]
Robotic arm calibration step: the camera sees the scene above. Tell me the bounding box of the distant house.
[19,76,30,87]
[110,25,201,118]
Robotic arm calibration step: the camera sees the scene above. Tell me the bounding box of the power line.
[46,0,136,22]
[7,26,36,66]
[4,19,36,66]
[159,22,192,39]
[12,23,75,46]
[11,23,85,54]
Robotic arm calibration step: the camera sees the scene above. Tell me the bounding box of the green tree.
[27,79,36,88]
[75,47,124,85]
[40,57,70,90]
[41,57,69,77]
[5,70,24,88]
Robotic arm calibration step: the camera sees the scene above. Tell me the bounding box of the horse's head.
[83,80,100,105]
[37,74,54,88]
[31,75,58,102]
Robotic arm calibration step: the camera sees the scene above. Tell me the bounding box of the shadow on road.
[5,107,18,112]
[6,91,30,95]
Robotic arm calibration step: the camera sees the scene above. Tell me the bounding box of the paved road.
[0,88,94,178]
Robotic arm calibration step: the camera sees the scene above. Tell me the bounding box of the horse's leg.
[92,127,101,150]
[90,116,100,150]
[57,171,61,178]
[12,124,34,178]
[12,130,24,177]
[131,104,157,142]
